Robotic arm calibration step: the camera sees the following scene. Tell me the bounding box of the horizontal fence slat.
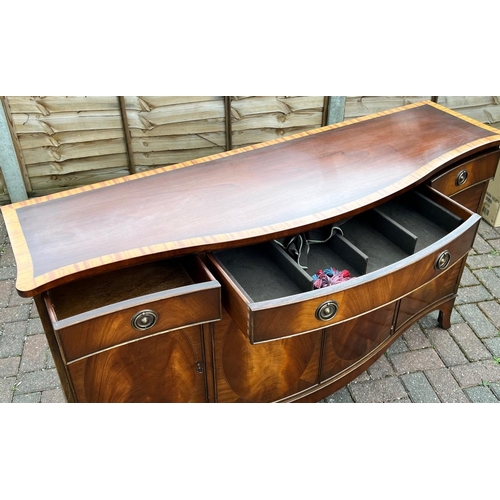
[134,147,226,168]
[18,129,126,149]
[6,96,121,115]
[29,167,131,192]
[26,153,130,176]
[22,138,127,165]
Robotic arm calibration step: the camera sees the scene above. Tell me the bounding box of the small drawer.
[207,187,480,343]
[429,150,500,198]
[45,255,220,362]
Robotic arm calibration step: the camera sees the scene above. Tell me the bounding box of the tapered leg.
[437,298,455,330]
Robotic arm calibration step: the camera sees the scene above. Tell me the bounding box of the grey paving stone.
[490,383,500,399]
[0,377,15,403]
[46,349,56,369]
[403,323,431,350]
[26,317,44,336]
[12,392,42,403]
[464,385,499,403]
[41,388,66,403]
[367,354,394,380]
[466,253,500,270]
[401,372,440,403]
[425,367,469,403]
[478,301,500,330]
[387,397,412,403]
[389,348,445,375]
[8,291,32,307]
[0,267,16,280]
[455,284,492,305]
[449,323,492,361]
[350,371,370,383]
[0,244,15,267]
[473,268,500,297]
[455,303,498,339]
[478,220,500,240]
[386,336,408,355]
[19,334,49,373]
[0,322,26,357]
[14,368,60,394]
[324,386,354,403]
[488,238,500,251]
[0,356,20,377]
[472,234,493,254]
[0,304,31,324]
[0,280,13,308]
[460,267,480,286]
[483,337,500,357]
[451,360,500,388]
[349,377,408,403]
[426,327,468,367]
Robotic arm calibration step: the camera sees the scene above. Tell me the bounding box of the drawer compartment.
[45,256,220,362]
[207,187,480,343]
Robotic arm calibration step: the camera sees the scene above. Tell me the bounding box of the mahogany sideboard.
[3,101,500,403]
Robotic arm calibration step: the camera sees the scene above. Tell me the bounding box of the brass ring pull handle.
[455,169,468,186]
[315,300,339,321]
[435,250,451,271]
[131,310,158,330]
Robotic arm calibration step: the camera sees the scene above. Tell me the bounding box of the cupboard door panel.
[214,310,322,402]
[321,305,395,382]
[69,326,207,403]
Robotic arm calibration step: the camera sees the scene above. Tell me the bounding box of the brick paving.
[2,210,500,403]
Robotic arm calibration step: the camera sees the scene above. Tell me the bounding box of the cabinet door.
[68,326,207,403]
[214,310,322,402]
[321,304,395,382]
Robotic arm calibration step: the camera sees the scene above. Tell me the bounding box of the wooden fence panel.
[230,96,325,148]
[124,96,227,172]
[4,96,129,196]
[2,96,499,202]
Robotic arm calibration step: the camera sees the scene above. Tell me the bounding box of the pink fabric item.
[313,268,351,289]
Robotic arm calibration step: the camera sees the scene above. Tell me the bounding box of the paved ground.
[1,211,500,403]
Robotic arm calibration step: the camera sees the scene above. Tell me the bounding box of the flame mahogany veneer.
[3,101,500,402]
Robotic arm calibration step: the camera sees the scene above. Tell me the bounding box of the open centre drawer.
[206,186,481,343]
[44,255,220,362]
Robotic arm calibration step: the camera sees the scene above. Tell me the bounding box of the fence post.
[0,101,27,202]
[326,96,346,125]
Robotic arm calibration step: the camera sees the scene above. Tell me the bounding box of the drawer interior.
[47,256,214,321]
[211,189,464,303]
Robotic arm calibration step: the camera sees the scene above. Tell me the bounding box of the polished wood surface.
[3,101,500,297]
[4,101,499,403]
[320,305,395,382]
[429,150,500,197]
[69,325,207,403]
[207,190,480,343]
[213,309,322,403]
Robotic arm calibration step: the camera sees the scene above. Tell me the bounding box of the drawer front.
[429,150,500,198]
[208,194,480,343]
[396,256,464,330]
[55,284,220,362]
